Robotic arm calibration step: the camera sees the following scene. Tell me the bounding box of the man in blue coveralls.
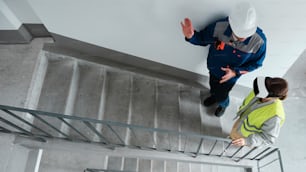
[181,1,267,117]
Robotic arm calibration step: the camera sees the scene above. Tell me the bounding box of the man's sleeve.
[245,116,281,147]
[185,22,216,46]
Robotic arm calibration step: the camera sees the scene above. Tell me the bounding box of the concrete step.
[190,163,203,172]
[155,81,180,151]
[68,62,105,142]
[165,160,177,172]
[28,51,223,151]
[123,157,137,171]
[179,85,202,153]
[21,50,232,172]
[152,159,165,172]
[0,48,49,133]
[39,148,107,172]
[139,159,151,172]
[201,163,213,172]
[107,156,123,171]
[101,69,132,145]
[178,162,190,172]
[32,55,75,138]
[217,165,245,172]
[129,75,156,148]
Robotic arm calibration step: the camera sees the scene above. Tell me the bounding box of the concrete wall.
[26,0,306,87]
[0,38,48,106]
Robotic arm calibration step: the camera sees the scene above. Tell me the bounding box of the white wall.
[27,0,306,87]
[0,0,21,29]
[4,0,41,23]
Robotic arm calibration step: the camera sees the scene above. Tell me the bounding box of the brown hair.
[266,77,288,100]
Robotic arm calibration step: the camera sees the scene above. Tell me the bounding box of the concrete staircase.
[0,40,261,172]
[21,50,245,172]
[25,50,223,148]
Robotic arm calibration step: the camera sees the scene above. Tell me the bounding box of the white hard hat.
[229,1,257,38]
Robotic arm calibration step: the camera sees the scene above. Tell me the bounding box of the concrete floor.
[0,38,306,171]
[275,49,306,171]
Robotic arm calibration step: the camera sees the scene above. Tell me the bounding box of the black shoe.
[203,96,217,106]
[215,106,226,117]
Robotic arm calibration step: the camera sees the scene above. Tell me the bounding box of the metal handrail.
[84,169,136,172]
[0,104,284,171]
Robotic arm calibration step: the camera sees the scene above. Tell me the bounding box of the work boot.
[203,96,217,106]
[215,106,226,117]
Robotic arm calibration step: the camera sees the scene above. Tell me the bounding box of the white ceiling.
[25,0,306,87]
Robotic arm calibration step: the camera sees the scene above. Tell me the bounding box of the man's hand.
[232,138,246,146]
[220,67,236,83]
[180,18,194,39]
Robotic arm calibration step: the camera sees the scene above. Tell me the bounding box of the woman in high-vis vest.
[230,77,288,147]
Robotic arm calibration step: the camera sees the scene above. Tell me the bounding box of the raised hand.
[180,18,194,39]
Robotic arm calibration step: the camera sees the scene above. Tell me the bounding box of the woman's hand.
[232,138,246,146]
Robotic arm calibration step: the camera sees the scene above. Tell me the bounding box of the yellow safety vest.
[239,91,285,137]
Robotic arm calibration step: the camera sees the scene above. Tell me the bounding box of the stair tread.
[156,81,180,151]
[179,86,202,153]
[33,57,75,137]
[129,75,156,147]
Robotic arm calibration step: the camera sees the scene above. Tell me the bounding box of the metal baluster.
[235,147,258,162]
[129,127,145,149]
[208,140,218,155]
[1,109,53,137]
[83,121,109,144]
[0,125,12,133]
[257,148,279,160]
[251,147,271,160]
[230,146,244,158]
[183,135,188,154]
[194,138,204,158]
[219,141,232,157]
[277,149,284,172]
[57,117,91,142]
[29,113,70,139]
[259,158,280,169]
[106,124,125,145]
[0,116,33,136]
[168,132,172,152]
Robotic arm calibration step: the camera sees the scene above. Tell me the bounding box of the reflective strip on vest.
[240,91,285,137]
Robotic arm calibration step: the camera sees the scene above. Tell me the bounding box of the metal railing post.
[277,149,284,172]
[83,121,109,144]
[194,138,203,157]
[57,117,91,142]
